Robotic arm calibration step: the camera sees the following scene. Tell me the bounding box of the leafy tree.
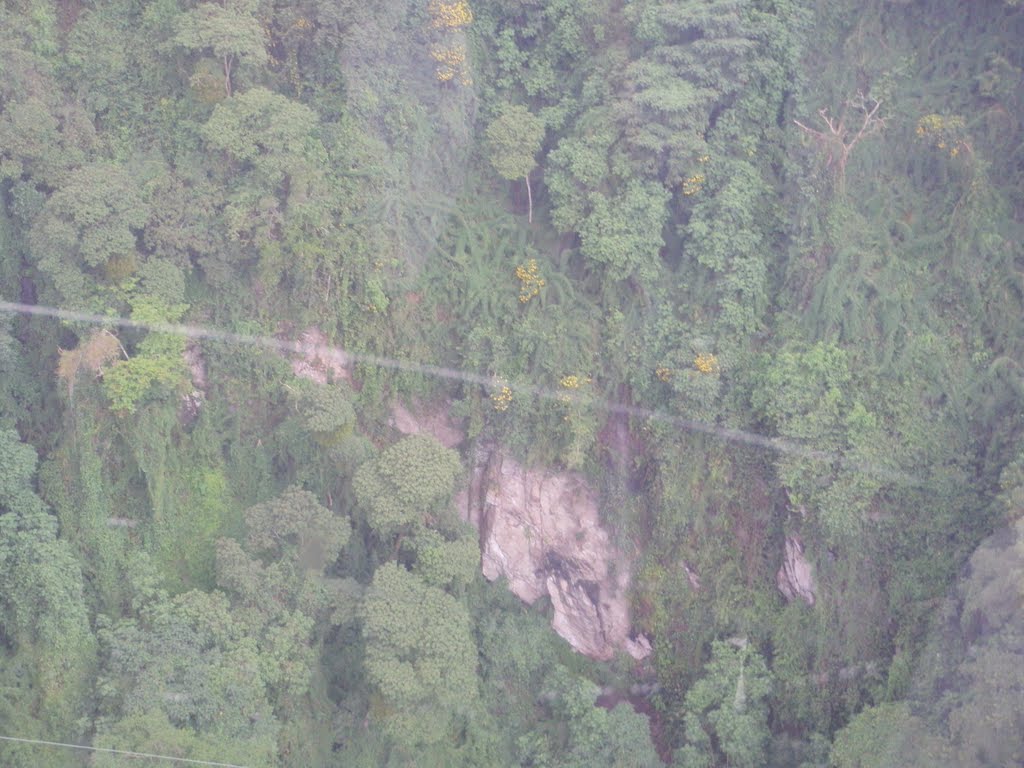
[353,434,462,540]
[214,486,356,708]
[291,379,356,446]
[29,161,149,308]
[200,87,329,252]
[235,485,350,572]
[201,87,323,178]
[101,294,189,414]
[542,669,661,768]
[175,0,269,97]
[94,588,279,765]
[360,562,478,749]
[829,702,947,768]
[676,640,772,768]
[408,527,479,589]
[751,341,888,543]
[486,104,545,222]
[0,31,93,187]
[0,429,95,766]
[686,157,773,335]
[576,179,670,282]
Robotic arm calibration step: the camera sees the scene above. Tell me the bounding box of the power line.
[0,299,919,486]
[0,734,252,767]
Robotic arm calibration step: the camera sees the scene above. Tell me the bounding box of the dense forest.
[0,0,1022,765]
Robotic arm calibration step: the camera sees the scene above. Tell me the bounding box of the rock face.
[289,327,349,384]
[777,536,816,605]
[469,450,650,661]
[390,400,465,449]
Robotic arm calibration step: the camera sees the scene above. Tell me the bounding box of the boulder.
[470,450,650,661]
[777,535,816,605]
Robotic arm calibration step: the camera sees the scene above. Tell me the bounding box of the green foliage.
[202,87,323,175]
[240,485,350,570]
[409,527,479,589]
[30,161,149,309]
[102,295,188,413]
[577,180,671,280]
[486,104,545,182]
[174,0,269,97]
[94,589,279,764]
[0,0,1022,763]
[353,434,462,539]
[0,429,95,759]
[291,379,356,445]
[360,562,478,749]
[829,702,946,768]
[751,341,889,543]
[677,640,773,768]
[686,157,773,334]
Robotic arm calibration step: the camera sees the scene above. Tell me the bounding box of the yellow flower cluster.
[915,113,967,157]
[491,384,512,411]
[557,374,591,404]
[698,154,710,164]
[428,0,473,29]
[655,366,673,382]
[682,173,705,196]
[431,43,469,83]
[515,259,545,303]
[693,353,719,374]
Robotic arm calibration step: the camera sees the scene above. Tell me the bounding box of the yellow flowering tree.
[427,0,473,85]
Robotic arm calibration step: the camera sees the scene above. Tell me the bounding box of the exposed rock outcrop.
[180,341,207,426]
[777,535,816,605]
[467,450,650,661]
[390,400,465,449]
[289,327,349,384]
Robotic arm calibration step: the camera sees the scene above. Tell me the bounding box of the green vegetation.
[1,0,1022,765]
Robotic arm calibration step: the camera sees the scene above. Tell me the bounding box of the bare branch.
[793,91,887,193]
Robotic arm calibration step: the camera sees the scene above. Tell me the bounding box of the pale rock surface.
[180,341,207,425]
[469,450,650,661]
[777,535,816,605]
[290,327,349,384]
[389,400,465,449]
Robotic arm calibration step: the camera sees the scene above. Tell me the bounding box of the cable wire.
[0,734,252,767]
[0,299,919,486]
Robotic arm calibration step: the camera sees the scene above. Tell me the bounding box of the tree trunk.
[223,54,233,97]
[525,173,533,224]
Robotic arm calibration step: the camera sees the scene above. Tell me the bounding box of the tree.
[94,589,279,766]
[676,640,772,768]
[0,429,95,767]
[542,669,661,768]
[214,487,357,704]
[829,702,947,768]
[360,562,478,749]
[199,87,328,248]
[750,341,888,544]
[408,527,479,589]
[175,0,268,97]
[101,293,189,414]
[486,104,545,222]
[352,434,462,541]
[291,379,355,446]
[794,92,887,195]
[29,161,149,308]
[237,485,350,570]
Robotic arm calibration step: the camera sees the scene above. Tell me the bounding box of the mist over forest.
[1,0,1022,766]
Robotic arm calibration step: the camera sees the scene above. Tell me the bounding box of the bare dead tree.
[794,91,887,194]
